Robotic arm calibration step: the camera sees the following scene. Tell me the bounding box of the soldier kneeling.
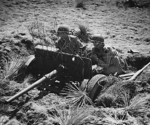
[90,34,127,76]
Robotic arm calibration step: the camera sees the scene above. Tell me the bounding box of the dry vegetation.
[0,0,150,125]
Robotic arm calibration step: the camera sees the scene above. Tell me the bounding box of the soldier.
[56,25,85,56]
[90,34,127,76]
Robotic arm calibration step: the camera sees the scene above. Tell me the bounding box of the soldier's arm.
[97,59,109,68]
[56,38,65,50]
[76,37,84,48]
[55,38,61,49]
[90,53,109,68]
[103,47,118,67]
[74,37,84,55]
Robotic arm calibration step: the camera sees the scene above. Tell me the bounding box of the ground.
[0,0,150,125]
[0,0,150,58]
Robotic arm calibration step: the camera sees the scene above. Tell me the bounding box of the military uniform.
[56,25,83,55]
[90,35,126,75]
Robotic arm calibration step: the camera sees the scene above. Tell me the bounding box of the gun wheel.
[86,74,107,101]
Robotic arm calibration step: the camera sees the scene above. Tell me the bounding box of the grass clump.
[53,106,95,125]
[1,56,26,80]
[126,93,150,117]
[27,16,56,47]
[95,80,136,107]
[100,107,138,125]
[61,83,94,108]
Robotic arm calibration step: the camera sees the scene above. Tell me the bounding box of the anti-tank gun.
[6,45,93,103]
[7,44,146,104]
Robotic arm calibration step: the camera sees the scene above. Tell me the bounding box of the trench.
[126,53,150,70]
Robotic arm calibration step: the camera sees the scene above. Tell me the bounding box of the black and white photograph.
[0,0,150,124]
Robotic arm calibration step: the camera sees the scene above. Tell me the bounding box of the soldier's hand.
[92,64,97,70]
[92,65,103,74]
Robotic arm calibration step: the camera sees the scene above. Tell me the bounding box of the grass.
[0,33,149,125]
[0,54,30,117]
[126,93,150,116]
[75,24,91,43]
[61,83,94,108]
[53,106,96,125]
[0,54,26,98]
[0,53,144,125]
[0,2,150,124]
[100,107,138,125]
[27,15,57,47]
[1,56,26,80]
[95,80,136,107]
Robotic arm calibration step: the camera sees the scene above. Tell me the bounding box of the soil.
[0,0,150,58]
[0,0,150,125]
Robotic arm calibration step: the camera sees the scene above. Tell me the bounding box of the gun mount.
[6,45,92,103]
[6,69,58,103]
[28,45,92,82]
[6,44,146,104]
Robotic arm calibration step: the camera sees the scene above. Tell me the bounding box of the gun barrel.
[6,69,57,103]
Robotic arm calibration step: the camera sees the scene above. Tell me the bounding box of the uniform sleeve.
[106,48,124,72]
[72,37,84,54]
[91,54,99,64]
[76,37,83,48]
[91,48,107,67]
[107,47,118,56]
[56,38,67,50]
[55,38,62,49]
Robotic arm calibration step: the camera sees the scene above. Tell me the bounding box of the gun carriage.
[7,44,148,103]
[6,45,103,103]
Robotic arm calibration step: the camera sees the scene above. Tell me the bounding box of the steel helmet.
[91,34,104,42]
[57,25,69,34]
